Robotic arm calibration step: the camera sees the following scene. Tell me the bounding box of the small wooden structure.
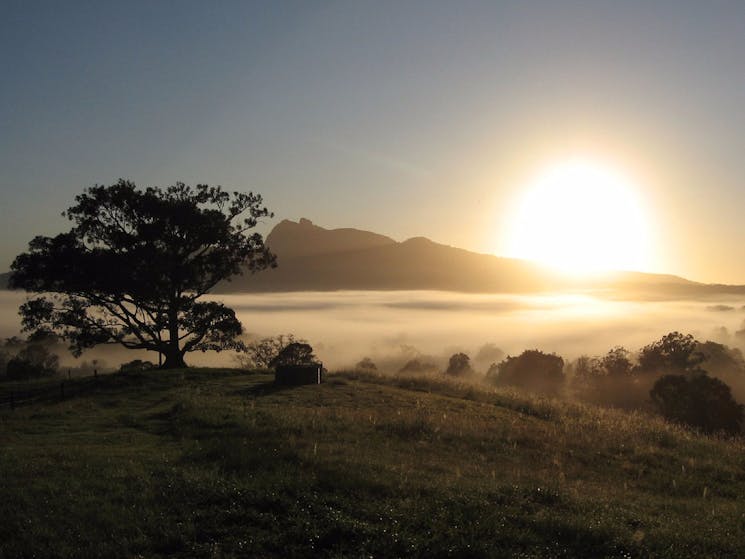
[274,364,324,385]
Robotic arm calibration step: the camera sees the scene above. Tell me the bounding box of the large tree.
[10,180,276,368]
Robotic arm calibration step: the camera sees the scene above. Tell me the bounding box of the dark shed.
[274,364,324,385]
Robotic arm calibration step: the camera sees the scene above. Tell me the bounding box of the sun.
[504,159,653,275]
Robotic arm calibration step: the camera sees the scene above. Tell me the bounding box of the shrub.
[650,373,743,435]
[488,350,564,395]
[269,342,318,368]
[235,334,303,369]
[120,359,156,373]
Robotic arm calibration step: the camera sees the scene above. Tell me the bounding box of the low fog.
[4,289,745,372]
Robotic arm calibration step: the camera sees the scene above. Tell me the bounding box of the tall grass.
[1,367,744,557]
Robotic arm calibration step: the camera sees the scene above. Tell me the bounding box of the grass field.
[1,368,744,558]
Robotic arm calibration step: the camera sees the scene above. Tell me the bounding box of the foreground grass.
[1,369,744,558]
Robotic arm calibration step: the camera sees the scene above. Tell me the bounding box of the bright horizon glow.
[505,159,653,275]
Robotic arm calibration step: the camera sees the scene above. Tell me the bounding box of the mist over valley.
[3,288,745,374]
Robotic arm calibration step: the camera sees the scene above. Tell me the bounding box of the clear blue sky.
[3,1,745,282]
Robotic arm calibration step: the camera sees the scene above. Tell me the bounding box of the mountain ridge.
[218,218,744,297]
[4,219,745,297]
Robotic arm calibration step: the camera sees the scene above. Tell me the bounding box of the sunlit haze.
[504,159,653,275]
[3,3,745,282]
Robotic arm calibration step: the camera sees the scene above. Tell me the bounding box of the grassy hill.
[1,369,745,558]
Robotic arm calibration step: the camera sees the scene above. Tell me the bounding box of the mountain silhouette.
[217,218,744,297]
[4,219,745,297]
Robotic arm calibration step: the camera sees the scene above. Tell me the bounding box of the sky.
[2,1,745,283]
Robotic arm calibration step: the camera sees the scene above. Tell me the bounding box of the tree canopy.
[637,331,705,376]
[445,352,473,376]
[10,180,275,368]
[489,349,565,395]
[650,373,743,435]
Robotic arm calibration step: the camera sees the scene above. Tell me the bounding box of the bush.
[235,334,303,369]
[650,373,743,435]
[488,350,565,395]
[445,353,473,376]
[269,342,318,368]
[5,344,59,380]
[120,359,156,373]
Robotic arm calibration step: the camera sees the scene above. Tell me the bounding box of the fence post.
[60,382,65,400]
[94,368,98,380]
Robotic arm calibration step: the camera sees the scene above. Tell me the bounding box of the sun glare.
[504,159,652,275]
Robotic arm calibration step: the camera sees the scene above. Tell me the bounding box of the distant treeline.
[351,331,745,436]
[3,328,744,436]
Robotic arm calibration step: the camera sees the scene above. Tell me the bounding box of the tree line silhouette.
[354,331,745,435]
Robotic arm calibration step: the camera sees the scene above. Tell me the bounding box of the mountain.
[217,218,552,293]
[265,218,397,259]
[4,218,745,297]
[219,218,741,297]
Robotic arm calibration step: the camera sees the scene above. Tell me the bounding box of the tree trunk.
[162,307,186,369]
[161,349,187,369]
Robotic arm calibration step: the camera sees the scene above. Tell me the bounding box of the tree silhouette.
[650,373,743,434]
[695,341,745,377]
[445,352,473,376]
[637,332,704,376]
[6,343,59,380]
[600,346,633,377]
[489,349,565,395]
[570,347,646,409]
[10,180,275,368]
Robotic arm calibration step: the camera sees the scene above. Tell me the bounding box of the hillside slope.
[1,369,744,558]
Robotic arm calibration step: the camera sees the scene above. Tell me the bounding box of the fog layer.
[3,290,741,370]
